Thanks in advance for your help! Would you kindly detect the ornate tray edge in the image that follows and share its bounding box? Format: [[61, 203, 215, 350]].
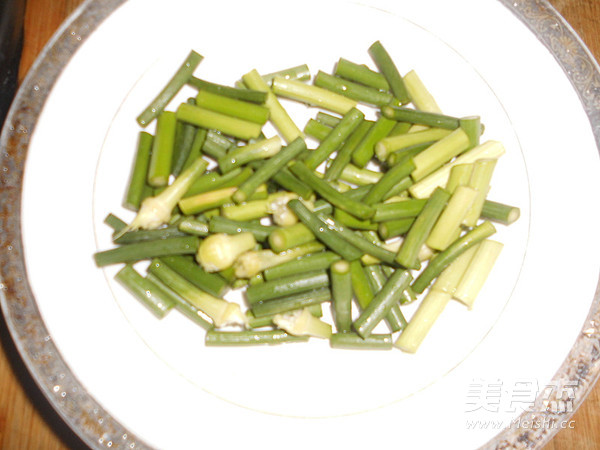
[[0, 0, 150, 448], [489, 0, 600, 448], [0, 1, 599, 449]]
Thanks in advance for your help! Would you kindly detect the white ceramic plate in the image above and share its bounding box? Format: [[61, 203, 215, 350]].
[[3, 0, 600, 448]]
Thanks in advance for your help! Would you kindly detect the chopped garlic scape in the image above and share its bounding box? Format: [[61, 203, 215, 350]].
[[233, 249, 279, 279], [128, 195, 174, 231], [267, 192, 299, 227], [197, 232, 256, 272], [266, 193, 318, 227], [267, 191, 299, 209], [271, 206, 298, 227], [121, 157, 209, 235], [361, 237, 434, 265], [188, 289, 247, 328], [273, 308, 332, 339], [234, 241, 325, 278], [214, 302, 248, 328]]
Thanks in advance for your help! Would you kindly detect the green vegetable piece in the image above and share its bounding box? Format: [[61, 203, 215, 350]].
[[381, 105, 461, 129], [115, 264, 175, 318], [353, 269, 412, 339], [242, 69, 303, 143], [137, 50, 203, 127], [314, 71, 393, 106], [160, 255, 229, 298], [93, 235, 200, 267], [368, 40, 410, 104], [233, 137, 307, 203], [303, 107, 364, 170], [330, 333, 393, 350], [481, 199, 520, 225], [331, 260, 352, 333], [263, 252, 341, 281], [195, 90, 270, 125], [287, 199, 363, 261], [395, 187, 451, 270], [124, 131, 153, 211], [245, 270, 329, 304], [148, 258, 246, 327], [209, 216, 275, 242], [205, 330, 309, 346], [196, 232, 256, 273], [411, 221, 497, 294], [273, 308, 332, 339], [271, 76, 357, 115], [188, 76, 268, 103], [334, 58, 389, 91], [289, 162, 375, 220], [176, 103, 263, 141], [147, 111, 177, 187], [251, 287, 331, 318]]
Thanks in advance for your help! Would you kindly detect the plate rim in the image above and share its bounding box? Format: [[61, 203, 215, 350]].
[[1, 0, 599, 448], [491, 0, 600, 447], [0, 1, 149, 448]]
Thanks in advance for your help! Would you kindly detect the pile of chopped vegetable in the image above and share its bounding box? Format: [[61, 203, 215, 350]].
[[93, 41, 520, 352]]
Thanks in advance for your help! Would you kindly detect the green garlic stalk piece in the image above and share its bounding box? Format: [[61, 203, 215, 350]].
[[122, 157, 208, 234], [191, 293, 247, 328], [361, 237, 434, 265], [273, 308, 332, 339], [196, 232, 256, 272], [453, 239, 503, 308], [148, 258, 246, 328], [394, 289, 451, 353], [234, 241, 324, 278], [267, 191, 300, 226]]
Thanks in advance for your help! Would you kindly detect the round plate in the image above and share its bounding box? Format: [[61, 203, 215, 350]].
[[2, 0, 600, 448]]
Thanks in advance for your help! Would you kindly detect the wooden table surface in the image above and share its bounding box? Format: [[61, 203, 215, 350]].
[[1, 0, 599, 448]]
